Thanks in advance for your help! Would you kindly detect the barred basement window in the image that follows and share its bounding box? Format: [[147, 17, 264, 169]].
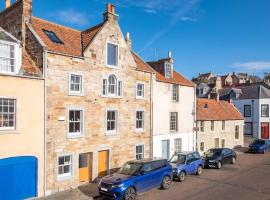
[[0, 98, 16, 130]]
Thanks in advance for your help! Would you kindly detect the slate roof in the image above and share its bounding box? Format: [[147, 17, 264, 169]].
[[197, 98, 243, 121], [219, 83, 270, 100]]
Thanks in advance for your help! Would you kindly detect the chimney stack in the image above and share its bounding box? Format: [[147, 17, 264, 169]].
[[103, 3, 118, 23], [5, 0, 11, 8], [125, 32, 132, 49]]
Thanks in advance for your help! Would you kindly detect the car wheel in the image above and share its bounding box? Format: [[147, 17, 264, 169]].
[[217, 161, 222, 169], [124, 187, 136, 200], [178, 171, 186, 182], [231, 157, 236, 164], [196, 166, 203, 175], [161, 176, 171, 189]]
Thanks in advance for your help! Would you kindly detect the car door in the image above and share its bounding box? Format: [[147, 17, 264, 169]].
[[186, 154, 196, 174], [150, 161, 165, 187], [134, 163, 155, 193], [222, 149, 231, 164]]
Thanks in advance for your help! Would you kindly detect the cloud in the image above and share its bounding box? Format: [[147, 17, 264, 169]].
[[144, 9, 157, 14], [137, 0, 201, 54], [180, 16, 197, 21], [233, 61, 270, 72], [53, 8, 89, 26]]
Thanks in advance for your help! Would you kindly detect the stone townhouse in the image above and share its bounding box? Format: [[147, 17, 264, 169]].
[[148, 53, 196, 159], [196, 98, 244, 154], [0, 0, 155, 194], [0, 6, 44, 199]]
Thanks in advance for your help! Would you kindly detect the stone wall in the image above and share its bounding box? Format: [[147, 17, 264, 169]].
[[45, 21, 152, 194]]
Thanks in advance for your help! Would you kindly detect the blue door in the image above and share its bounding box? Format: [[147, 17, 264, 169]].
[[162, 140, 170, 159], [0, 156, 37, 200]]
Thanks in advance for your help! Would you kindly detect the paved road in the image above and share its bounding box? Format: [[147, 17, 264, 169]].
[[39, 152, 270, 200], [137, 152, 270, 200]]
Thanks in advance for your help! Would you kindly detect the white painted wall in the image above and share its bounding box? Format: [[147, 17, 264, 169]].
[[153, 80, 196, 159], [232, 98, 270, 139]]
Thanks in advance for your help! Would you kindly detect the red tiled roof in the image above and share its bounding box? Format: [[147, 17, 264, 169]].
[[22, 52, 42, 76], [82, 23, 104, 51], [131, 52, 155, 73], [155, 70, 195, 87], [31, 17, 82, 57], [197, 98, 243, 121]]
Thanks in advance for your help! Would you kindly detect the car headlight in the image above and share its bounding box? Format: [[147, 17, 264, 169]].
[[112, 183, 124, 188]]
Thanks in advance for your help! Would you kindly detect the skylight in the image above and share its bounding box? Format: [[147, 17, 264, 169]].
[[43, 30, 62, 44]]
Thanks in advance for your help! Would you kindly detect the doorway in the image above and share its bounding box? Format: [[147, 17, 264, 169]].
[[79, 153, 92, 183], [98, 150, 109, 177], [162, 140, 170, 159], [261, 122, 269, 139]]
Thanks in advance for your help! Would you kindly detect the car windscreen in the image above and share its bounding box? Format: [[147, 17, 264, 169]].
[[118, 162, 143, 176], [252, 139, 265, 145], [169, 154, 186, 164], [205, 149, 222, 157]]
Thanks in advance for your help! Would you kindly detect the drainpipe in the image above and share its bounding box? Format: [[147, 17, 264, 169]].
[[251, 99, 254, 138], [150, 72, 154, 159], [194, 86, 197, 152], [43, 50, 48, 196]]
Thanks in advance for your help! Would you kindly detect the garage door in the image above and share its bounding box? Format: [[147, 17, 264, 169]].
[[0, 156, 37, 200]]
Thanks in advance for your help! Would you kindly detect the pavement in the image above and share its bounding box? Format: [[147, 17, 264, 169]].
[[38, 136, 270, 200]]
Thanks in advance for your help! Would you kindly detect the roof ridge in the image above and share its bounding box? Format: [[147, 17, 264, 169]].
[[82, 22, 104, 33], [32, 16, 81, 32]]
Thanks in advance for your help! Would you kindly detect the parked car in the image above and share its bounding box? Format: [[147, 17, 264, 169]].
[[98, 159, 172, 200], [203, 148, 236, 169], [248, 139, 270, 154], [169, 152, 204, 182]]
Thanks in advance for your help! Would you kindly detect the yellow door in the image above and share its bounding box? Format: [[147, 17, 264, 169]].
[[98, 150, 109, 177], [79, 154, 90, 182]]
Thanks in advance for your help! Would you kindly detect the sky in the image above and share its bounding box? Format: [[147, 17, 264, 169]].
[[3, 0, 270, 79]]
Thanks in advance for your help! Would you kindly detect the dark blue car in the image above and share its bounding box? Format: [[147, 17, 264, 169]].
[[98, 159, 172, 200], [169, 152, 203, 182], [249, 139, 270, 153]]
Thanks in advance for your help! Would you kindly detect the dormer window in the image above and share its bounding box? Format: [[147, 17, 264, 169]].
[[0, 41, 18, 74], [165, 62, 172, 79]]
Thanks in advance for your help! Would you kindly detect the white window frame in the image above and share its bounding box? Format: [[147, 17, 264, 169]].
[[170, 112, 178, 132], [135, 109, 145, 132], [164, 61, 173, 79], [102, 74, 123, 98], [56, 153, 73, 180], [210, 121, 215, 131], [106, 41, 119, 69], [106, 109, 118, 135], [174, 138, 182, 153], [222, 120, 226, 131], [135, 144, 144, 160], [200, 121, 205, 132], [136, 82, 145, 99], [67, 107, 84, 138], [172, 84, 179, 102], [0, 39, 20, 75], [68, 72, 84, 96], [0, 97, 17, 131]]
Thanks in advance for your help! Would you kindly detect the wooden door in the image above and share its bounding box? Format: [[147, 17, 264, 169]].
[[98, 150, 109, 177], [79, 153, 91, 182], [261, 123, 269, 139]]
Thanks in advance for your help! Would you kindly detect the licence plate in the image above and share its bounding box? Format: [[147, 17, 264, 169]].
[[101, 187, 108, 192]]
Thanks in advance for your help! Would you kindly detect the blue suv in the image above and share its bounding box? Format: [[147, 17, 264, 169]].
[[98, 159, 173, 200], [248, 139, 270, 153], [169, 152, 203, 182]]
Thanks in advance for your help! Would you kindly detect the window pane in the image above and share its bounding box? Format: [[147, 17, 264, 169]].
[[64, 165, 70, 173], [59, 156, 64, 165], [107, 43, 118, 66]]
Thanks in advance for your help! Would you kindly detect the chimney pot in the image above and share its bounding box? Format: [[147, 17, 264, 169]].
[[111, 4, 115, 14], [107, 3, 111, 13], [5, 0, 11, 8]]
